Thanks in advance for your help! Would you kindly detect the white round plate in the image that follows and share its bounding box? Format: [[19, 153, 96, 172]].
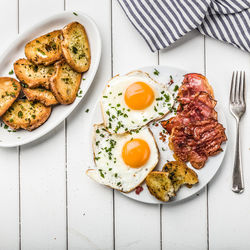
[[0, 11, 101, 147], [89, 66, 227, 204]]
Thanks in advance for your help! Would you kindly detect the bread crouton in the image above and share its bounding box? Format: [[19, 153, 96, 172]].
[[50, 60, 82, 104], [2, 99, 51, 131], [162, 161, 198, 192], [14, 59, 55, 89], [61, 22, 90, 72], [146, 171, 175, 202], [23, 87, 58, 106], [25, 30, 63, 65], [0, 77, 21, 116]]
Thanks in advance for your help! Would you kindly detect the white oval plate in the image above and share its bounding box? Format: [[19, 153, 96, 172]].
[[89, 66, 227, 204], [0, 11, 101, 147]]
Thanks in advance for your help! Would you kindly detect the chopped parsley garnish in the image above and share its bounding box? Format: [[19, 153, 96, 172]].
[[8, 70, 14, 75], [18, 111, 23, 118], [98, 169, 105, 178], [153, 68, 159, 75], [174, 85, 179, 92], [77, 89, 83, 97], [37, 48, 45, 55], [156, 97, 163, 101], [72, 46, 78, 54]]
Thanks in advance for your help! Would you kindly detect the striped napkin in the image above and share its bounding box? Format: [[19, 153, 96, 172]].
[[118, 0, 250, 52]]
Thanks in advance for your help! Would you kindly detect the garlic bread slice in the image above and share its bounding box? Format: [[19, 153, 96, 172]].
[[162, 161, 198, 192], [23, 87, 58, 106], [146, 171, 175, 202], [62, 22, 90, 72], [50, 60, 82, 104], [25, 30, 63, 65], [2, 99, 51, 131], [14, 59, 55, 89], [0, 77, 21, 116]]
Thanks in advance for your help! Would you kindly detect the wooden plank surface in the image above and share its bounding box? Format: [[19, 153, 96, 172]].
[[65, 0, 114, 249], [0, 1, 19, 250], [160, 31, 207, 250], [206, 38, 250, 250], [0, 1, 249, 249], [18, 0, 66, 249]]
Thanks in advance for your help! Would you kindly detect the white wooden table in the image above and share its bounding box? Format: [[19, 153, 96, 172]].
[[0, 0, 250, 249]]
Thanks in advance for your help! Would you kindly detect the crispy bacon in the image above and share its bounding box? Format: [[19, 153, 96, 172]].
[[169, 119, 227, 169], [161, 73, 227, 169], [161, 92, 217, 134], [177, 73, 214, 103]]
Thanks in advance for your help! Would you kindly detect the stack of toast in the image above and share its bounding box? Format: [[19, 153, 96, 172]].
[[0, 22, 90, 131]]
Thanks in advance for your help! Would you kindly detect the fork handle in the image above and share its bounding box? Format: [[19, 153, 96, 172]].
[[232, 120, 244, 193]]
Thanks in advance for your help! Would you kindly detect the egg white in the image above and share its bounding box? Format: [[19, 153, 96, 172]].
[[86, 123, 159, 192], [101, 70, 174, 134]]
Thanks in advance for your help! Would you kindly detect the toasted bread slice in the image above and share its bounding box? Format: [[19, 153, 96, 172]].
[[14, 59, 55, 89], [146, 171, 175, 202], [50, 60, 82, 104], [162, 161, 198, 192], [2, 99, 51, 131], [0, 77, 21, 116], [23, 87, 58, 106], [61, 22, 90, 72], [25, 30, 63, 65]]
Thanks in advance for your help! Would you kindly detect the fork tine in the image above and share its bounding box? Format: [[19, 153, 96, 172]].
[[230, 71, 235, 103], [234, 71, 239, 103], [242, 71, 246, 104], [238, 71, 242, 104]]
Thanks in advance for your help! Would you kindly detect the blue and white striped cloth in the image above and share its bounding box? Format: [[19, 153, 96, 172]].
[[118, 0, 250, 52]]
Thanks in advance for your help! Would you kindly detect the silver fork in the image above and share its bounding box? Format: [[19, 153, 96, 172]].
[[230, 71, 246, 193]]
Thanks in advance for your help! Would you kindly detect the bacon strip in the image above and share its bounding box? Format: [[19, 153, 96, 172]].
[[161, 73, 227, 169], [162, 92, 217, 134], [169, 119, 227, 169]]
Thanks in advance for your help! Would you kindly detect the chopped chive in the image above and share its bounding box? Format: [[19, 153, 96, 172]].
[[174, 85, 179, 92], [153, 68, 159, 75]]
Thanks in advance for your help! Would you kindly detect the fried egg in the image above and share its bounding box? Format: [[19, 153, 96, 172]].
[[101, 71, 174, 134], [86, 124, 159, 192]]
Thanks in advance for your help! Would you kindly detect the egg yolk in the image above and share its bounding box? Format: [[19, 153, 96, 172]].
[[122, 138, 151, 168], [124, 82, 155, 110]]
